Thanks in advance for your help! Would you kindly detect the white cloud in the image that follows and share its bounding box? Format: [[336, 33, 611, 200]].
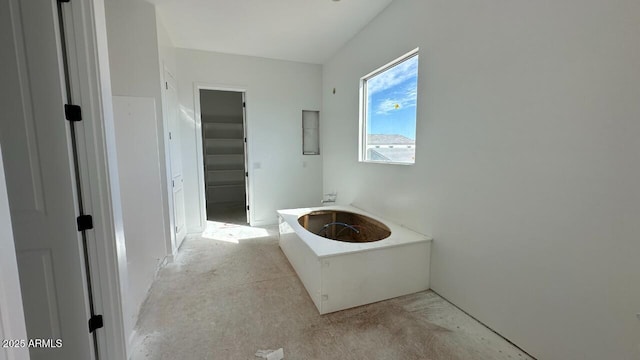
[[367, 55, 419, 96], [375, 85, 418, 115]]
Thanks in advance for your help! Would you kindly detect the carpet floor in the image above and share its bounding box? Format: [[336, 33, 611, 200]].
[[129, 221, 533, 360]]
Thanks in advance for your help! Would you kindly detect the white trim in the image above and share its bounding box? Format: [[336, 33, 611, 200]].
[[248, 219, 275, 227], [358, 48, 419, 165], [193, 83, 252, 228], [358, 79, 366, 162], [161, 64, 178, 257], [62, 0, 128, 358], [361, 47, 420, 81]]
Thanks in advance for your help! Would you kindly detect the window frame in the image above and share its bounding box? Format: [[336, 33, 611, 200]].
[[358, 48, 419, 165]]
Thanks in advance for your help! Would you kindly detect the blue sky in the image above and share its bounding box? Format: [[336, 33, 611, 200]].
[[366, 55, 419, 140]]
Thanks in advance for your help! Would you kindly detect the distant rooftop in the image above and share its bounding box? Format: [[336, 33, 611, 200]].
[[367, 134, 415, 145], [367, 147, 415, 163]]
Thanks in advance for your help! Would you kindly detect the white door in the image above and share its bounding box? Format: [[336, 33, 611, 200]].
[[0, 146, 30, 360], [164, 70, 187, 249], [0, 0, 95, 359]]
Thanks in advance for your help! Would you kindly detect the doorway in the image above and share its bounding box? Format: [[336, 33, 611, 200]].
[[199, 89, 249, 224]]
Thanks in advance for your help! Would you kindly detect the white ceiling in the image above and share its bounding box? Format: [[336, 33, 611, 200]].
[[150, 0, 394, 64]]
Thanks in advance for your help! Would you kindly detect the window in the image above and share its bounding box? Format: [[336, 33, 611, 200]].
[[359, 49, 419, 164]]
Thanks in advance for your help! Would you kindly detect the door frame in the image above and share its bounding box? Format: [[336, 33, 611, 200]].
[[48, 0, 128, 358], [193, 83, 252, 228], [6, 0, 132, 357], [161, 66, 183, 256]]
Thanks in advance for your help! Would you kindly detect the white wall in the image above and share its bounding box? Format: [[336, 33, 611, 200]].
[[104, 0, 171, 344], [105, 0, 171, 254], [322, 0, 640, 359], [112, 96, 166, 340], [177, 49, 323, 228], [106, 0, 163, 116], [156, 15, 177, 77]]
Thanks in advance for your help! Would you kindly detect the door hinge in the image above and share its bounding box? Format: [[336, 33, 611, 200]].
[[77, 215, 93, 231], [243, 102, 246, 108], [169, 132, 172, 140], [246, 205, 249, 211], [165, 82, 168, 90], [88, 314, 103, 333], [245, 172, 248, 177], [172, 180, 174, 187], [64, 104, 82, 122], [244, 137, 247, 143]]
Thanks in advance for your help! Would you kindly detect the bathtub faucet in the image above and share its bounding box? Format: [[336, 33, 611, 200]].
[[321, 192, 337, 204]]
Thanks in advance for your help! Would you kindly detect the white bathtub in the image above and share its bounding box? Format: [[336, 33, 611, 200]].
[[277, 205, 432, 314]]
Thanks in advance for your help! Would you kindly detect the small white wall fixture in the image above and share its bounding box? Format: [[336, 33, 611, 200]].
[[302, 110, 320, 155]]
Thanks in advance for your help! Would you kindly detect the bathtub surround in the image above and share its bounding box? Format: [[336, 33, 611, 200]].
[[322, 0, 640, 359], [278, 205, 431, 314]]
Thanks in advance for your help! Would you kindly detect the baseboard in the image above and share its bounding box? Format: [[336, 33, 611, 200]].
[[158, 254, 173, 270], [250, 218, 277, 227]]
